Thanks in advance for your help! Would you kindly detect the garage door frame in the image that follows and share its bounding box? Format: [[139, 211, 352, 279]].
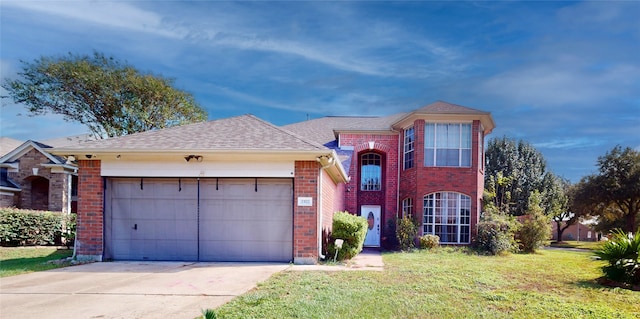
[[104, 177, 294, 262]]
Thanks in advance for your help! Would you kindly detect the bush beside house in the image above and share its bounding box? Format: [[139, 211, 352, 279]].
[[327, 211, 368, 261], [0, 208, 75, 246], [419, 234, 439, 249]]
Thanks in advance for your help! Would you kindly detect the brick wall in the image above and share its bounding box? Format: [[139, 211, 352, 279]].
[[76, 160, 104, 260], [401, 120, 485, 243], [0, 194, 16, 207], [339, 133, 400, 246], [7, 148, 70, 212], [293, 161, 320, 264], [320, 169, 345, 256]]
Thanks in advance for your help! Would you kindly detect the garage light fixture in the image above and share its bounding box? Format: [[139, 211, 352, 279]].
[[184, 155, 203, 162]]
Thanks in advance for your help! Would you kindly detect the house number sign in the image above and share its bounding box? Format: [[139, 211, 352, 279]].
[[297, 197, 313, 207]]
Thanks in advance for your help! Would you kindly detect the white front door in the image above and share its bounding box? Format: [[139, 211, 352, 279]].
[[361, 205, 381, 247]]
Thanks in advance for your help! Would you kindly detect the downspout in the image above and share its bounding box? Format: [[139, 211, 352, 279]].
[[316, 155, 335, 260], [392, 128, 401, 220]]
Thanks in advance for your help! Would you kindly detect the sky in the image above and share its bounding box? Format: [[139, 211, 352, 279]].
[[1, 1, 639, 183]]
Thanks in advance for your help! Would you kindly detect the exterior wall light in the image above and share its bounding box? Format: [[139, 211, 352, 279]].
[[184, 155, 203, 162]]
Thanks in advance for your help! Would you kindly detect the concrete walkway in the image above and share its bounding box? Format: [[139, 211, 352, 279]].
[[288, 248, 385, 272]]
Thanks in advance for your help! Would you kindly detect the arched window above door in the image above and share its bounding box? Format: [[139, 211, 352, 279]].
[[360, 153, 381, 191]]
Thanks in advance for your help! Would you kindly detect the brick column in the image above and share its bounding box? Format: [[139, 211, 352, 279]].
[[76, 160, 104, 261], [293, 161, 319, 264]]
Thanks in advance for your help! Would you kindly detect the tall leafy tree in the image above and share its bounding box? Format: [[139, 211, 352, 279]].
[[2, 52, 207, 138], [542, 173, 577, 242], [572, 146, 640, 233], [485, 136, 547, 215]]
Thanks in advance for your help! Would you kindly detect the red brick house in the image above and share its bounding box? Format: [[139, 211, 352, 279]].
[[0, 140, 78, 213], [52, 101, 494, 263]]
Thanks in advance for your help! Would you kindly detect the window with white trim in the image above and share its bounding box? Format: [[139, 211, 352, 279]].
[[403, 127, 414, 169], [424, 123, 472, 167], [360, 153, 381, 191], [423, 192, 471, 243], [401, 197, 413, 219]]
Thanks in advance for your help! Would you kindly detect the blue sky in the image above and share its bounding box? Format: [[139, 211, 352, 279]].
[[1, 1, 638, 182]]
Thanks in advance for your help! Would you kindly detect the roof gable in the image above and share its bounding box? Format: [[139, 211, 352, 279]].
[[0, 140, 65, 165], [413, 100, 489, 115], [52, 114, 328, 153], [392, 101, 496, 133]]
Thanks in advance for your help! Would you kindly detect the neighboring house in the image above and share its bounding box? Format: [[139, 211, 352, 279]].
[[551, 221, 600, 242], [0, 140, 78, 213], [51, 101, 494, 264]]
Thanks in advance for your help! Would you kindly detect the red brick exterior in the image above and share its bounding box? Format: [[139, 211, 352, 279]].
[[339, 134, 400, 246], [76, 160, 104, 260], [320, 169, 345, 256], [293, 161, 321, 264], [400, 120, 485, 243], [4, 148, 73, 212]]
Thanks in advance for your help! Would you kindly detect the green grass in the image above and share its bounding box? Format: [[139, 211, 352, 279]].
[[215, 248, 640, 319], [550, 240, 604, 250], [0, 247, 73, 277]]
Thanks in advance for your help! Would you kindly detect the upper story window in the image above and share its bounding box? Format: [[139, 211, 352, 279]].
[[424, 123, 472, 167], [401, 197, 413, 219], [423, 192, 471, 244], [403, 127, 415, 170], [360, 153, 381, 191]]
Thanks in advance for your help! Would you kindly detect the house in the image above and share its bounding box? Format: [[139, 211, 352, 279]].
[[51, 101, 494, 264], [551, 221, 600, 242], [0, 140, 78, 213]]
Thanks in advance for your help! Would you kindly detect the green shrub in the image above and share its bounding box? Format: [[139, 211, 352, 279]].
[[475, 210, 519, 255], [383, 217, 399, 250], [327, 211, 368, 261], [0, 208, 73, 246], [595, 230, 640, 286], [419, 234, 439, 249], [396, 216, 418, 251], [516, 191, 551, 253]]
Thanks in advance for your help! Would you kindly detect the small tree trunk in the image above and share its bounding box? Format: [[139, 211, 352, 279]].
[[625, 213, 637, 233], [556, 221, 564, 242]]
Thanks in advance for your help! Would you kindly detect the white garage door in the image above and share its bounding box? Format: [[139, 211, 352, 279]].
[[104, 178, 293, 262]]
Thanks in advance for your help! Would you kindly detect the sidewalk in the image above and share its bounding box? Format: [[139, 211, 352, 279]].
[[288, 248, 384, 272]]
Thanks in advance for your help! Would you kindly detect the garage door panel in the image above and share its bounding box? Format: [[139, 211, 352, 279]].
[[199, 178, 293, 262], [107, 177, 292, 262], [107, 178, 199, 261]]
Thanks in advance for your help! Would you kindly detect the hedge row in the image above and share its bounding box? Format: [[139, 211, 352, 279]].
[[0, 208, 75, 246]]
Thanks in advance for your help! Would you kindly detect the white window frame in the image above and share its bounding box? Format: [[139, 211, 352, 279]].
[[360, 153, 381, 191], [424, 123, 472, 167], [401, 197, 413, 219], [403, 127, 415, 170], [423, 192, 471, 244]]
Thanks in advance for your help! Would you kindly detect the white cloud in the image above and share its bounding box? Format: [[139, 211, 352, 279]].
[[534, 138, 603, 150], [2, 0, 187, 39], [207, 84, 304, 113], [480, 62, 639, 107]]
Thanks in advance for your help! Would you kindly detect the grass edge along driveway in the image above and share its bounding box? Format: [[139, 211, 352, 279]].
[[0, 247, 73, 277], [215, 248, 640, 319]]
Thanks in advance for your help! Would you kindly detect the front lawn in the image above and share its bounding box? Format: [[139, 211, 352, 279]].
[[549, 240, 603, 250], [0, 247, 73, 277], [215, 248, 639, 318]]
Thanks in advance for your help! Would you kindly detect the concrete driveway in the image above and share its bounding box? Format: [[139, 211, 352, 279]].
[[0, 261, 289, 319]]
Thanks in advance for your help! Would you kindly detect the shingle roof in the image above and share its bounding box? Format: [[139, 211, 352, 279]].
[[0, 137, 23, 157], [0, 140, 66, 165], [57, 114, 327, 152], [283, 113, 407, 146], [414, 100, 490, 115]]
